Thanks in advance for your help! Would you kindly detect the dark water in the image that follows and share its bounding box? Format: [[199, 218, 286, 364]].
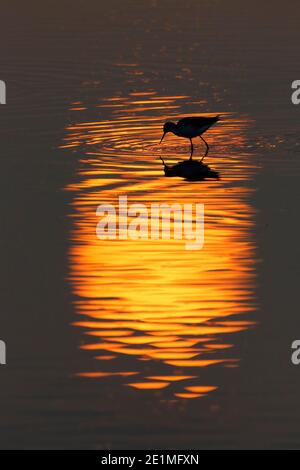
[[1, 0, 300, 449]]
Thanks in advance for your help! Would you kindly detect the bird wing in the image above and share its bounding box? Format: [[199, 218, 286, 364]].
[[177, 116, 218, 127]]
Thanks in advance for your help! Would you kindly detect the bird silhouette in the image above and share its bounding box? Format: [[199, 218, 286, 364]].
[[160, 115, 220, 160]]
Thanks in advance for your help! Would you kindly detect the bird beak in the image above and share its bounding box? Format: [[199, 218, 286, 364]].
[[159, 132, 166, 144]]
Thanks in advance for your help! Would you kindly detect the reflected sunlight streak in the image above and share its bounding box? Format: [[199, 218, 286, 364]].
[[62, 90, 257, 399]]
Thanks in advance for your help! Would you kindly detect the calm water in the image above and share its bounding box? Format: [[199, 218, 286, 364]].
[[1, 0, 300, 449], [62, 92, 257, 401]]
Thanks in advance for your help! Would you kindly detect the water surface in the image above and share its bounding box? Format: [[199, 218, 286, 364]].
[[62, 90, 257, 401], [1, 0, 300, 449]]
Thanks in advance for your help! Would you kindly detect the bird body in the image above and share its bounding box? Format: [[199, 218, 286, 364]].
[[173, 116, 218, 138], [160, 115, 219, 159]]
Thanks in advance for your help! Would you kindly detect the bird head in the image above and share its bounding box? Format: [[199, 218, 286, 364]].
[[160, 121, 176, 143]]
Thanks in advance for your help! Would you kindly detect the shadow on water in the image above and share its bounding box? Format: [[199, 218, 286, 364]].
[[159, 156, 220, 181]]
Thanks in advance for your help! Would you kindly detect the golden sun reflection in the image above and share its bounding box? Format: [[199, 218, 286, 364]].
[[62, 90, 257, 399]]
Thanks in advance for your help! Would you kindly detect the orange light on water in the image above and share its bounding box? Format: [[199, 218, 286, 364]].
[[63, 91, 257, 399], [174, 393, 205, 399], [126, 381, 170, 390], [185, 385, 218, 393], [77, 371, 138, 378]]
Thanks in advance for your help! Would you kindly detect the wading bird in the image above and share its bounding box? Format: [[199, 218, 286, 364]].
[[160, 115, 220, 160]]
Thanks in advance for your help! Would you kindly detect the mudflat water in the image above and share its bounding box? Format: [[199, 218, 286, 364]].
[[1, 0, 300, 449]]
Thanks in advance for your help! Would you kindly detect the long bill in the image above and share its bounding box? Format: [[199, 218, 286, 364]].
[[159, 133, 166, 144]]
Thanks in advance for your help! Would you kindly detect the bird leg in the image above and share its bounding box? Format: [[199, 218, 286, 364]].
[[159, 155, 166, 167], [199, 135, 209, 161], [189, 138, 194, 159]]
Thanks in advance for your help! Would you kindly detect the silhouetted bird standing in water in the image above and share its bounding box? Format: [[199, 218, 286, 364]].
[[160, 115, 220, 160]]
